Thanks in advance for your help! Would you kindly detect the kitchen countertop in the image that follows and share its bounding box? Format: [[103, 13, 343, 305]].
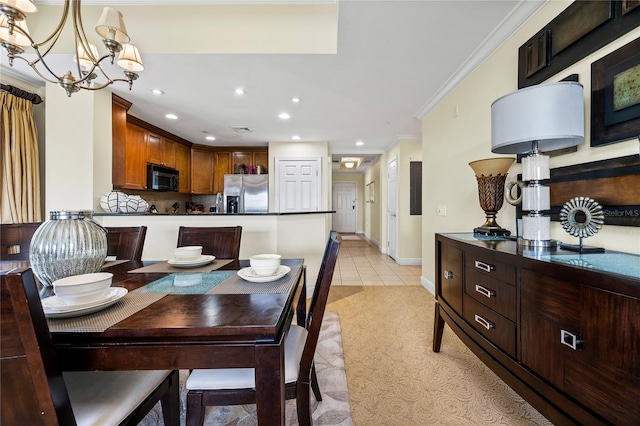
[[93, 210, 335, 216]]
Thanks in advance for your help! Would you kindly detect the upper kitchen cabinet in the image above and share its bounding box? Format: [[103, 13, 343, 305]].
[[191, 148, 215, 194], [147, 132, 177, 169], [176, 143, 191, 193], [213, 151, 231, 194], [112, 95, 144, 190], [231, 149, 268, 173]]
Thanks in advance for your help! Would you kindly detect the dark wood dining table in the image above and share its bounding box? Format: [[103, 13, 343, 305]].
[[5, 258, 306, 426]]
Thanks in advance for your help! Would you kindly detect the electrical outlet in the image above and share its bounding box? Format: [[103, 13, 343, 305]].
[[437, 206, 447, 216]]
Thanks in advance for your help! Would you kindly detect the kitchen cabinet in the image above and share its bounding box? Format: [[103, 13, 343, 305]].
[[213, 151, 231, 194], [230, 149, 268, 174], [147, 133, 176, 169], [120, 123, 147, 190], [112, 95, 145, 190], [191, 148, 214, 194], [175, 143, 190, 193], [433, 233, 640, 425]]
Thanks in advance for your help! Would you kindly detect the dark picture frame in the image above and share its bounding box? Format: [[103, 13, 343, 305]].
[[591, 37, 640, 147]]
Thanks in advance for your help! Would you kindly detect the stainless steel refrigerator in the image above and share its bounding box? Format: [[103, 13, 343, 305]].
[[223, 174, 269, 213]]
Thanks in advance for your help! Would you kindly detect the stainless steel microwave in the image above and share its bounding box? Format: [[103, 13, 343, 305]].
[[147, 164, 179, 191]]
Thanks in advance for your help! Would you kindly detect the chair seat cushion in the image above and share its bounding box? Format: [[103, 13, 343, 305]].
[[63, 370, 172, 426], [186, 324, 308, 390]]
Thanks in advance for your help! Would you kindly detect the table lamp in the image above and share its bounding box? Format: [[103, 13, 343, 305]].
[[491, 81, 585, 248]]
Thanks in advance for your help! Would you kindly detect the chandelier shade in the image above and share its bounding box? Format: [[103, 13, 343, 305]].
[[0, 0, 144, 96]]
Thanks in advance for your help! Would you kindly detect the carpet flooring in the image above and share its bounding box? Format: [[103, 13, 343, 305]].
[[140, 311, 352, 425], [327, 286, 553, 426]]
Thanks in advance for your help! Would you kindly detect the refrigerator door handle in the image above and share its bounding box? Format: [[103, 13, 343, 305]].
[[240, 187, 245, 213]]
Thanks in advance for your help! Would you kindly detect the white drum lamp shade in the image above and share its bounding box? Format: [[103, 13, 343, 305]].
[[491, 81, 585, 247]]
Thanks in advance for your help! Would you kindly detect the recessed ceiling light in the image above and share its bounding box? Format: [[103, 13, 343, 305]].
[[355, 141, 364, 146], [344, 162, 355, 169], [206, 136, 216, 141], [235, 88, 245, 95], [292, 135, 301, 140], [165, 113, 178, 120], [291, 97, 301, 103], [279, 112, 291, 120], [151, 89, 164, 95]]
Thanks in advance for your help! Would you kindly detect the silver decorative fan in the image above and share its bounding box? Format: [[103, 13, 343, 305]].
[[559, 197, 605, 253]]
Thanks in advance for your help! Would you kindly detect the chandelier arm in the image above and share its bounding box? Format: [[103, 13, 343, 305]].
[[36, 0, 70, 51], [17, 59, 65, 85], [72, 53, 115, 86], [30, 45, 71, 83], [73, 0, 96, 63]]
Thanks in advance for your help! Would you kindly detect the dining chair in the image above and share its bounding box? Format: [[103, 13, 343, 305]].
[[185, 230, 342, 426], [2, 268, 180, 426], [106, 226, 147, 261], [177, 226, 243, 259]]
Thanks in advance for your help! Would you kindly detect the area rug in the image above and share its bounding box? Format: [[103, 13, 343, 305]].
[[140, 311, 352, 425], [338, 234, 363, 241]]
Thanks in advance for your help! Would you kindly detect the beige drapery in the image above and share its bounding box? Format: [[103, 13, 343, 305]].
[[1, 91, 41, 224]]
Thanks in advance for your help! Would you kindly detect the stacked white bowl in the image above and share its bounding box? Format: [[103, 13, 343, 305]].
[[249, 254, 282, 276], [53, 272, 113, 305], [174, 246, 203, 261]]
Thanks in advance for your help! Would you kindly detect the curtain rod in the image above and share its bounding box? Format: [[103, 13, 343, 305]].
[[0, 84, 43, 105]]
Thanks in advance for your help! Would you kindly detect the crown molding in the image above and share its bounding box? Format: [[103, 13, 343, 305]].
[[415, 0, 546, 120]]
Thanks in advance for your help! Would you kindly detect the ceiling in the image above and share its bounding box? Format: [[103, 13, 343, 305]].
[[1, 1, 543, 174]]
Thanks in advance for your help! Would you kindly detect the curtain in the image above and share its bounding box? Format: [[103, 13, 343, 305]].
[[1, 91, 41, 224]]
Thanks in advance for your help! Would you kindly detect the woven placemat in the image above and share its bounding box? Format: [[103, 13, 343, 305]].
[[47, 292, 166, 333], [209, 259, 303, 294], [127, 258, 233, 274], [101, 259, 130, 269]]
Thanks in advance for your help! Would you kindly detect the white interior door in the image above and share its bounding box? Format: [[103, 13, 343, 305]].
[[276, 158, 320, 212], [387, 156, 398, 259], [332, 182, 357, 233]]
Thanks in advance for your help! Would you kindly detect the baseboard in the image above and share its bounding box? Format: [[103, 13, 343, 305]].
[[421, 276, 435, 296], [395, 257, 422, 266]]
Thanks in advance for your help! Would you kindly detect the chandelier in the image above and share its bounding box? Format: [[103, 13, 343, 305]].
[[0, 0, 143, 97]]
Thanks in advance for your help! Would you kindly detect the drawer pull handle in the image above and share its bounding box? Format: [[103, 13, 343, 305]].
[[474, 314, 494, 330], [443, 270, 453, 279], [561, 330, 582, 350], [475, 285, 495, 298], [474, 260, 495, 273]]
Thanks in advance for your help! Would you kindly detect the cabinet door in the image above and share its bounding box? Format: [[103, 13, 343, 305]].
[[232, 152, 252, 172], [191, 149, 214, 194], [146, 132, 162, 166], [112, 100, 128, 187], [253, 151, 268, 172], [175, 143, 190, 193], [213, 152, 231, 194], [123, 124, 147, 189], [162, 138, 176, 168], [438, 242, 463, 315]]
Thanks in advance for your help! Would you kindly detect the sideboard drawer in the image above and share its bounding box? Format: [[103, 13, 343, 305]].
[[463, 295, 516, 358], [465, 268, 516, 321], [465, 249, 516, 285]]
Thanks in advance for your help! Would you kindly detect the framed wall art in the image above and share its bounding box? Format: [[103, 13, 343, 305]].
[[591, 37, 640, 147]]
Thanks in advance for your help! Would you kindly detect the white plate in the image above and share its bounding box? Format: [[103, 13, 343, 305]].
[[42, 287, 128, 318], [237, 265, 291, 283], [167, 255, 215, 268]]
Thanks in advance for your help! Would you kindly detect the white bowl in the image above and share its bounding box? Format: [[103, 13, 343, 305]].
[[174, 246, 203, 260], [250, 254, 281, 276], [53, 272, 113, 305]]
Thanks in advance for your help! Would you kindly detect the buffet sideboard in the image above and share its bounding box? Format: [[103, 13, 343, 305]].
[[433, 233, 640, 425]]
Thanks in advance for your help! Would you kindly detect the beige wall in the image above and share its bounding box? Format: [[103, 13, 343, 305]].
[[44, 84, 112, 213], [421, 1, 640, 286], [364, 155, 383, 246], [332, 173, 366, 233]]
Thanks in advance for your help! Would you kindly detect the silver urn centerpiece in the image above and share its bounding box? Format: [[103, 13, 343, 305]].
[[29, 210, 108, 287]]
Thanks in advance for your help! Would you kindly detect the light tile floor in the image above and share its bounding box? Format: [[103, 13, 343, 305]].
[[332, 233, 422, 286]]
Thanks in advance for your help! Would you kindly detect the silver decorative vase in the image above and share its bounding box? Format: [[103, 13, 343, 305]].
[[29, 211, 108, 287]]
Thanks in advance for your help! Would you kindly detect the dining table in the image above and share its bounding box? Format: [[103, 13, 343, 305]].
[[3, 257, 307, 426]]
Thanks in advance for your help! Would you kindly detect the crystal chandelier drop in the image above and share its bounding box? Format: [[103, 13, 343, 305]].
[[0, 0, 144, 97]]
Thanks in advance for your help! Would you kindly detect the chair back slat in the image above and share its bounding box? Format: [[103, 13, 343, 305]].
[[298, 231, 341, 381], [177, 226, 243, 260], [106, 226, 147, 261], [2, 268, 76, 424]]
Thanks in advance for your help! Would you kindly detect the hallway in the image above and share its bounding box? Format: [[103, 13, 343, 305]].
[[332, 233, 422, 286]]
